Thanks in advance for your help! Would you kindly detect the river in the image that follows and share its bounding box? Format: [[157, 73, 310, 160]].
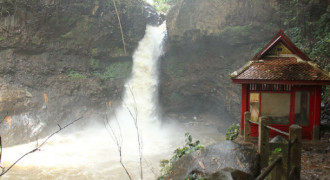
[[1, 23, 225, 180]]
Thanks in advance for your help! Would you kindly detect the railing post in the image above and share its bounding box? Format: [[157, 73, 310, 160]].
[[289, 125, 302, 180], [270, 157, 284, 180], [244, 112, 251, 142], [269, 136, 289, 180], [258, 116, 269, 169]]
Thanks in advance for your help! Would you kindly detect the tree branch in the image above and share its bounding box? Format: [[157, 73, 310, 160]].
[[0, 116, 83, 176], [120, 85, 143, 179], [104, 111, 132, 180], [112, 0, 127, 55]]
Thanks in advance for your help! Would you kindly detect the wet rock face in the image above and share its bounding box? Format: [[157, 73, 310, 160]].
[[0, 0, 163, 56], [0, 0, 163, 146], [161, 0, 328, 121], [143, 4, 165, 26], [0, 78, 34, 116], [166, 0, 279, 47], [160, 0, 282, 121], [164, 141, 260, 180]]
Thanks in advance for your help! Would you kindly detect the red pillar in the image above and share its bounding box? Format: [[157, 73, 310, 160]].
[[312, 86, 321, 140], [313, 86, 321, 126], [240, 84, 249, 134]]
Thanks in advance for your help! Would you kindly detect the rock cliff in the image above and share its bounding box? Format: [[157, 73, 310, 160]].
[[0, 0, 163, 146], [160, 0, 329, 125], [0, 0, 328, 145]]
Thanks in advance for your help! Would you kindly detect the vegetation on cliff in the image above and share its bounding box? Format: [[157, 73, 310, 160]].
[[280, 1, 329, 109], [0, 0, 162, 146], [161, 0, 329, 122], [153, 0, 177, 13]]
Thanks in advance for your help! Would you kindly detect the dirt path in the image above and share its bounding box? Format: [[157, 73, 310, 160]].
[[301, 132, 330, 180]]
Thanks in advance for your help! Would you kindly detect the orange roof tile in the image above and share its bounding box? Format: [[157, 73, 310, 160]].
[[231, 29, 330, 85], [232, 57, 330, 82]]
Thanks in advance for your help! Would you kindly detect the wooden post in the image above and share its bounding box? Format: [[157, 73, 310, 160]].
[[258, 116, 269, 169], [269, 136, 289, 180], [244, 112, 251, 142], [240, 84, 248, 135], [270, 157, 285, 180], [289, 125, 302, 180]]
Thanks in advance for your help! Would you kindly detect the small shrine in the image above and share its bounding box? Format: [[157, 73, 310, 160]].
[[230, 29, 330, 140]]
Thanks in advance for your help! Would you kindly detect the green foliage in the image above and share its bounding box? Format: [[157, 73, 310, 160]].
[[0, 36, 2, 41], [153, 0, 178, 13], [269, 147, 282, 162], [284, 10, 329, 71], [89, 58, 99, 70], [113, 47, 126, 57], [322, 86, 330, 103], [68, 70, 87, 79], [61, 31, 73, 39], [157, 133, 203, 180], [91, 48, 99, 57], [158, 160, 172, 180], [164, 56, 185, 77], [171, 133, 203, 162], [218, 24, 253, 40], [59, 16, 93, 42], [225, 123, 239, 140], [0, 0, 15, 17], [100, 61, 132, 81], [273, 148, 282, 154], [283, 8, 329, 118]]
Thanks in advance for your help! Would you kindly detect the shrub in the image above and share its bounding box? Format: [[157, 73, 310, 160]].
[[68, 70, 87, 79], [225, 123, 239, 141], [157, 132, 203, 180]]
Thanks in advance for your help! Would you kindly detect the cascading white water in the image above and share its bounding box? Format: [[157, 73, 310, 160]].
[[1, 23, 223, 180], [111, 23, 165, 133], [1, 23, 178, 180]]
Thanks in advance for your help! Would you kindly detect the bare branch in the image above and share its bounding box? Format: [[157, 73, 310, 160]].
[[0, 116, 84, 176], [104, 109, 132, 180], [121, 85, 143, 180], [106, 86, 144, 179]]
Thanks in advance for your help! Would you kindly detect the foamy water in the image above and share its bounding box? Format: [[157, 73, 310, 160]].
[[1, 24, 172, 180], [1, 123, 185, 179], [1, 24, 224, 180]]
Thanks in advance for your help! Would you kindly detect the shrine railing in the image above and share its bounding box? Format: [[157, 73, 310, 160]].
[[244, 112, 302, 180]]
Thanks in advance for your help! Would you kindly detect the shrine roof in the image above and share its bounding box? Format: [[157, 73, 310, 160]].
[[230, 29, 330, 85], [231, 56, 330, 83]]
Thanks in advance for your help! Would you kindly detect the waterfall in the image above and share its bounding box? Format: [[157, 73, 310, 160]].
[[0, 23, 222, 180], [106, 24, 168, 177], [1, 24, 171, 180], [115, 23, 166, 127]]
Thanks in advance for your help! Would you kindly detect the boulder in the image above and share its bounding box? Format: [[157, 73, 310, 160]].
[[203, 167, 254, 180], [165, 141, 259, 180]]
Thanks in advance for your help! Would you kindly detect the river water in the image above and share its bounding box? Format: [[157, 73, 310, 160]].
[[1, 24, 224, 180]]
